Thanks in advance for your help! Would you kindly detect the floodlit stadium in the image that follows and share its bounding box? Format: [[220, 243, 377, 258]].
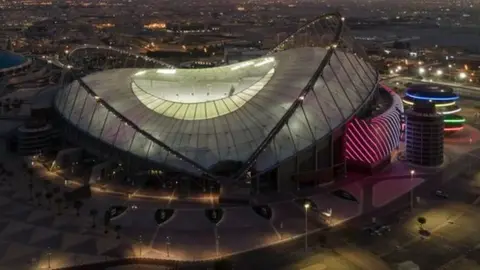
[[55, 13, 399, 191]]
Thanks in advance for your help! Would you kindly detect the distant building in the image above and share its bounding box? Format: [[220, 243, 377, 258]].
[[223, 47, 268, 64]]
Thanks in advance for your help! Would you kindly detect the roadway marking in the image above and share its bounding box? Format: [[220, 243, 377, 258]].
[[149, 188, 177, 248], [466, 152, 480, 160], [270, 222, 281, 240], [167, 188, 176, 208]]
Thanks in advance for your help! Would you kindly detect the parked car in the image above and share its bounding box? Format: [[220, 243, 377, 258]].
[[435, 190, 449, 199], [363, 223, 391, 236]]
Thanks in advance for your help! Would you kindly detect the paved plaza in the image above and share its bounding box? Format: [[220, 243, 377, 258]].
[[0, 147, 432, 269]]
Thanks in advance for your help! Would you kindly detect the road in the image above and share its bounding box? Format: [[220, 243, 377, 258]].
[[205, 147, 480, 270], [382, 76, 480, 100]]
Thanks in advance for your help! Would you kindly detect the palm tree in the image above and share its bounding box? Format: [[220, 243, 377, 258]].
[[417, 216, 427, 230], [28, 183, 34, 201], [35, 191, 42, 206], [114, 225, 121, 239], [52, 187, 60, 196], [63, 192, 70, 209], [54, 198, 63, 215], [104, 213, 111, 234], [27, 168, 33, 183], [213, 259, 233, 270], [73, 200, 83, 216], [45, 192, 53, 209], [89, 209, 98, 228], [43, 180, 50, 191]]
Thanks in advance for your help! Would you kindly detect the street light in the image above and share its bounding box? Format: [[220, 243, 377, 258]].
[[469, 137, 473, 175], [138, 235, 143, 257], [166, 236, 171, 257], [436, 69, 443, 76], [215, 235, 220, 256], [47, 247, 51, 269], [418, 67, 425, 75], [304, 202, 310, 252], [459, 72, 467, 79], [410, 170, 415, 211]]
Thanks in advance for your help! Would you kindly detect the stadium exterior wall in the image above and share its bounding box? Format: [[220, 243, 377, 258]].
[[345, 86, 403, 172], [57, 111, 348, 193]]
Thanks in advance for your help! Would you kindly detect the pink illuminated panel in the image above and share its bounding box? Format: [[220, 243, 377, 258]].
[[345, 86, 403, 165]]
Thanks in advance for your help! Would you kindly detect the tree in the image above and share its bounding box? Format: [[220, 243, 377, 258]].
[[104, 211, 111, 234], [63, 192, 70, 209], [318, 234, 327, 247], [43, 180, 50, 191], [35, 191, 42, 206], [213, 259, 233, 270], [52, 187, 60, 196], [28, 183, 34, 201], [114, 225, 121, 239], [45, 192, 53, 209], [54, 198, 63, 215], [73, 200, 83, 216], [417, 216, 427, 230], [89, 209, 98, 228], [27, 168, 33, 183]]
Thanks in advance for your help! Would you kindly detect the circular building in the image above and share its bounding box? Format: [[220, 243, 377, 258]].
[[405, 102, 444, 167], [0, 50, 32, 76], [402, 84, 465, 132], [55, 14, 386, 192]]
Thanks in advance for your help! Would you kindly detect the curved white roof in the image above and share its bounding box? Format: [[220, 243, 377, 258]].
[[131, 57, 276, 120], [56, 47, 377, 174]]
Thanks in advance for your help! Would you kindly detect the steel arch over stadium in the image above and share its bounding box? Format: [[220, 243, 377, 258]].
[[66, 44, 176, 69], [55, 13, 379, 182]]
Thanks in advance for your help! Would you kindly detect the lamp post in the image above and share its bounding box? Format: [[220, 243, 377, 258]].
[[410, 170, 415, 211], [215, 235, 220, 256], [138, 235, 143, 257], [47, 247, 51, 269], [279, 222, 283, 239], [469, 137, 473, 175], [166, 236, 171, 257], [304, 203, 310, 252]]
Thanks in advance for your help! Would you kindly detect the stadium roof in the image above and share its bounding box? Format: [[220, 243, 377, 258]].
[[0, 50, 26, 69], [57, 47, 377, 174], [131, 57, 276, 120]]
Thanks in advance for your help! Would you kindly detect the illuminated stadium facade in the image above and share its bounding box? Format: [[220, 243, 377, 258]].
[[54, 13, 402, 192]]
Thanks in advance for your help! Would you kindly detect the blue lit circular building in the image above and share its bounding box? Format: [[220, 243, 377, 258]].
[[55, 13, 397, 192], [0, 50, 32, 76], [402, 84, 465, 132]]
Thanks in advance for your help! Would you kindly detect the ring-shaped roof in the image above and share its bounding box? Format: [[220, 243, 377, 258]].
[[131, 57, 276, 120], [56, 47, 377, 174]]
